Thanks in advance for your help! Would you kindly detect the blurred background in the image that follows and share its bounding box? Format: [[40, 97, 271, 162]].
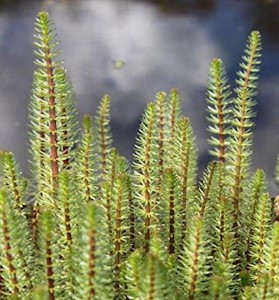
[[0, 0, 278, 192]]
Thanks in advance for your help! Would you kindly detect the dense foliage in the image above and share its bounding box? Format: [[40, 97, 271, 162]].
[[0, 11, 278, 300]]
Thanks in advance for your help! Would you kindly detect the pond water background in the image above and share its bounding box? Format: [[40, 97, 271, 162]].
[[0, 0, 278, 192]]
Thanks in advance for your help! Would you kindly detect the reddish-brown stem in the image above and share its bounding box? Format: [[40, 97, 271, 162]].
[[31, 204, 40, 241], [105, 188, 112, 238], [45, 47, 59, 188], [45, 238, 55, 300], [274, 196, 279, 222], [147, 256, 155, 300], [158, 97, 165, 186], [84, 140, 93, 202], [218, 168, 225, 248], [143, 113, 154, 253], [232, 40, 256, 233], [9, 164, 21, 207], [99, 112, 107, 176], [64, 203, 72, 243], [144, 145, 151, 253], [169, 178, 175, 255], [114, 185, 122, 293], [169, 89, 179, 142], [88, 229, 96, 299], [61, 106, 69, 169], [215, 79, 225, 163], [180, 139, 190, 252], [232, 102, 245, 233], [2, 209, 19, 295], [128, 181, 136, 252], [220, 206, 225, 247]]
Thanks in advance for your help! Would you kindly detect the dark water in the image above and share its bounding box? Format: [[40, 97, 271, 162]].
[[0, 0, 278, 192]]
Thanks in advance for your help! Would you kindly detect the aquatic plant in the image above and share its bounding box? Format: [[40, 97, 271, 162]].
[[0, 11, 278, 300]]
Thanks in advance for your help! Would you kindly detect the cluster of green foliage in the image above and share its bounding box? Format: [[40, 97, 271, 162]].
[[0, 11, 278, 300]]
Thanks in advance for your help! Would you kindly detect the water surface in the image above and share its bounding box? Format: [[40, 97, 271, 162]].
[[0, 0, 278, 192]]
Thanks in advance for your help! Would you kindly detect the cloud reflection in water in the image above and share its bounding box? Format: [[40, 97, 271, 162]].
[[0, 0, 278, 194], [0, 0, 220, 166], [50, 0, 220, 161]]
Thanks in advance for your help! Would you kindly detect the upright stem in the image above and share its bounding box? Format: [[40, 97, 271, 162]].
[[2, 210, 19, 295], [169, 182, 175, 255], [188, 221, 202, 300], [45, 47, 59, 188], [114, 183, 123, 293], [216, 81, 225, 163], [45, 238, 55, 300], [88, 229, 96, 299]]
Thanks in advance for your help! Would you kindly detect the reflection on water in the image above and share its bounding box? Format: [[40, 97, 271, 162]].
[[248, 0, 279, 45], [0, 0, 278, 193], [140, 0, 216, 14]]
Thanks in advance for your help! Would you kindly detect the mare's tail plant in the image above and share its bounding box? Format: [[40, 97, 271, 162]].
[[0, 11, 278, 300]]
